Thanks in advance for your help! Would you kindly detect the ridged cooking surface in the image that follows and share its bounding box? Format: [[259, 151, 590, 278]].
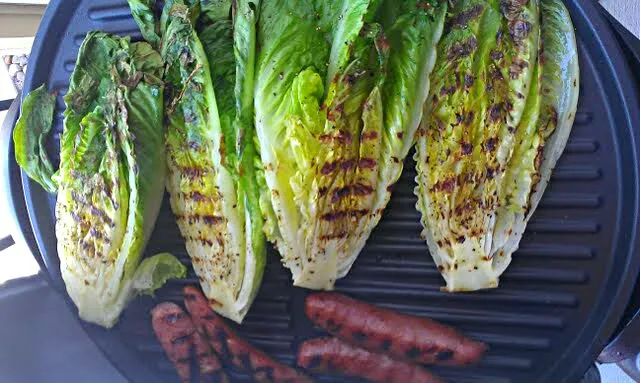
[[20, 1, 640, 382]]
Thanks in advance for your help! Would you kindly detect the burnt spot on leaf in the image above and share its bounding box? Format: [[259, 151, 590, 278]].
[[500, 0, 528, 20], [464, 74, 475, 89], [361, 131, 379, 141], [488, 103, 503, 122], [484, 137, 497, 152], [440, 84, 457, 97], [509, 58, 529, 79], [448, 4, 484, 30], [321, 162, 338, 175], [358, 158, 377, 169], [431, 177, 457, 193], [465, 111, 475, 125], [447, 36, 478, 61], [461, 142, 473, 155], [486, 166, 496, 179], [321, 209, 369, 221], [331, 183, 374, 203], [509, 19, 532, 43], [340, 159, 356, 171]]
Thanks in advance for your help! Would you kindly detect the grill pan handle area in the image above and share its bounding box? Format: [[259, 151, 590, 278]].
[[0, 95, 48, 273], [596, 5, 640, 380]]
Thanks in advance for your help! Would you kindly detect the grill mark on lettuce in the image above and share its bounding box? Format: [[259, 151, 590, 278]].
[[321, 209, 369, 222], [447, 5, 484, 30], [176, 214, 226, 226], [183, 191, 214, 202], [319, 232, 348, 241], [172, 166, 210, 179], [358, 158, 377, 169], [361, 131, 378, 141], [447, 36, 478, 61], [321, 157, 378, 175], [319, 130, 353, 145], [331, 183, 374, 203], [431, 176, 457, 193]]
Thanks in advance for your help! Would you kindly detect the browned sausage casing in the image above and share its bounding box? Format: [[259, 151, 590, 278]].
[[151, 303, 195, 383], [183, 286, 312, 383], [152, 302, 229, 383], [192, 329, 229, 383], [305, 292, 487, 366], [298, 337, 444, 383]]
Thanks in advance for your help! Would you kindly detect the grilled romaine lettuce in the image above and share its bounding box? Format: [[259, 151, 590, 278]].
[[54, 32, 185, 327], [254, 0, 446, 289], [415, 0, 578, 291], [160, 0, 265, 323]]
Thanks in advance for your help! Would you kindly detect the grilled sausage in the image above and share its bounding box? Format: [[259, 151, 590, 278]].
[[297, 337, 444, 383], [183, 286, 312, 383], [192, 329, 228, 383], [305, 292, 487, 366], [151, 303, 195, 383]]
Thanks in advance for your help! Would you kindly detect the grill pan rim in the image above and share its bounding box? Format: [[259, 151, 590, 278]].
[[14, 0, 640, 382]]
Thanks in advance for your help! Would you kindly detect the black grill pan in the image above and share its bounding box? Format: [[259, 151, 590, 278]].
[[14, 0, 640, 382]]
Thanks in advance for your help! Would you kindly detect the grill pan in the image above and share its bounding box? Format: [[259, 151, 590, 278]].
[[12, 0, 640, 382]]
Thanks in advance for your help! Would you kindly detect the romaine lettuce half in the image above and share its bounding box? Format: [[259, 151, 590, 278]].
[[415, 0, 579, 291], [54, 32, 185, 327], [254, 0, 447, 289], [159, 0, 265, 323]]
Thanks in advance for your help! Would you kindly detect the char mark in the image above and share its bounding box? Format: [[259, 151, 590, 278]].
[[448, 5, 484, 30], [321, 209, 370, 222], [331, 183, 374, 203], [448, 36, 478, 61]]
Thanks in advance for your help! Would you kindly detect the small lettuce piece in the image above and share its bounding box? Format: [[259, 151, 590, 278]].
[[55, 32, 173, 327], [132, 253, 187, 296], [13, 84, 57, 193]]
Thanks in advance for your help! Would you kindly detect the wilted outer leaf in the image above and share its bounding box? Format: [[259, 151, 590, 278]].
[[415, 0, 578, 291], [254, 0, 446, 289], [55, 32, 181, 327], [13, 84, 57, 193]]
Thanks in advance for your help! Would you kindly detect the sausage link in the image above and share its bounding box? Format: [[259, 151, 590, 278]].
[[151, 303, 195, 383], [305, 292, 487, 366], [183, 286, 312, 383], [297, 337, 443, 383], [193, 329, 229, 383]]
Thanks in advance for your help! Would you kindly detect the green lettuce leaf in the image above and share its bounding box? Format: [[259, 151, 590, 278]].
[[13, 84, 58, 193]]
